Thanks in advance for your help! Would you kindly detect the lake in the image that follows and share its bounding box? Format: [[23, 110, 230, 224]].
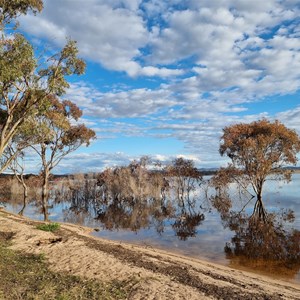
[[2, 173, 300, 283]]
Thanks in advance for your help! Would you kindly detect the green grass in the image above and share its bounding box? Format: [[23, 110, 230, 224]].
[[0, 231, 130, 300], [36, 222, 60, 232]]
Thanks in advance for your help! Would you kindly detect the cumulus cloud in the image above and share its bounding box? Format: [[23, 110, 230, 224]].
[[20, 0, 300, 89], [276, 106, 300, 130], [66, 82, 178, 118], [19, 0, 183, 77], [17, 0, 300, 172]]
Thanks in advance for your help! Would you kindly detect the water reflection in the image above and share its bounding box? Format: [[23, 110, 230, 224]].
[[172, 210, 205, 241], [228, 220, 300, 281], [211, 191, 300, 281], [57, 178, 206, 241], [225, 215, 300, 263], [1, 172, 300, 283]]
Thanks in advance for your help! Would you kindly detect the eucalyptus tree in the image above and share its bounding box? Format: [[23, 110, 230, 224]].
[[0, 0, 43, 27], [21, 97, 95, 221], [0, 0, 85, 173], [218, 119, 300, 221]]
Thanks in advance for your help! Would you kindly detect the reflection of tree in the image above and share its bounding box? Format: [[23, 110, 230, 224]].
[[152, 198, 175, 235], [211, 195, 300, 276], [94, 191, 178, 234], [225, 214, 300, 265], [0, 175, 41, 211], [95, 198, 151, 232], [172, 209, 204, 241]]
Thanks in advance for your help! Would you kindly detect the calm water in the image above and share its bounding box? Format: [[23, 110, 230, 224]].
[[2, 174, 300, 283]]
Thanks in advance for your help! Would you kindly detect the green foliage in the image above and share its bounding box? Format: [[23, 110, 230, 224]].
[[20, 95, 96, 167], [0, 0, 93, 177], [0, 34, 36, 85], [38, 40, 86, 96], [36, 222, 60, 232], [0, 0, 43, 28]]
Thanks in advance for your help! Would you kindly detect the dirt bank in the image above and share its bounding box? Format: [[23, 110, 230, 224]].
[[0, 209, 299, 300]]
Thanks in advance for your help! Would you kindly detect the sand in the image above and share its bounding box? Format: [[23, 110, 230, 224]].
[[0, 208, 299, 300]]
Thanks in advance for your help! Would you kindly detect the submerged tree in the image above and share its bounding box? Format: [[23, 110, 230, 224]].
[[5, 147, 28, 215], [97, 157, 167, 203], [21, 97, 95, 221], [165, 157, 203, 208], [219, 119, 300, 221]]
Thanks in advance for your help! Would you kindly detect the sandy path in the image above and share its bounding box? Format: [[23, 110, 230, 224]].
[[0, 209, 299, 300]]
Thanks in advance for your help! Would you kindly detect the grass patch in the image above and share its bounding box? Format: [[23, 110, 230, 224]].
[[36, 222, 60, 232], [0, 231, 130, 299]]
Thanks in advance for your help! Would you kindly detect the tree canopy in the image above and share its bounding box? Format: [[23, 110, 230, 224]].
[[220, 119, 300, 175], [0, 0, 43, 28], [0, 0, 87, 173]]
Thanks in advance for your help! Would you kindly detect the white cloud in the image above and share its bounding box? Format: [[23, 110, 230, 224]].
[[20, 0, 300, 88], [19, 0, 185, 78], [49, 151, 206, 174], [140, 66, 184, 77], [20, 0, 148, 75], [16, 0, 300, 172], [276, 106, 300, 131], [66, 82, 178, 118]]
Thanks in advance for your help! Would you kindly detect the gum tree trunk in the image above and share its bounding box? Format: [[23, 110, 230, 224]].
[[41, 167, 50, 221], [252, 190, 267, 222], [18, 180, 28, 216]]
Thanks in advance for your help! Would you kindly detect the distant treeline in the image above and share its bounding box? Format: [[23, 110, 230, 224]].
[[2, 166, 300, 180]]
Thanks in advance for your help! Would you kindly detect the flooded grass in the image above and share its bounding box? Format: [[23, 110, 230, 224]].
[[0, 231, 131, 300]]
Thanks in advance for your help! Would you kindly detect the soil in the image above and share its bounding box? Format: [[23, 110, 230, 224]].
[[0, 208, 299, 300]]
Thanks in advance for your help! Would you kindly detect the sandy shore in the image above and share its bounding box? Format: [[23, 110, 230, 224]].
[[0, 208, 299, 300]]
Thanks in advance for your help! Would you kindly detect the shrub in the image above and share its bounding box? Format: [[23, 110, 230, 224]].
[[36, 223, 60, 232]]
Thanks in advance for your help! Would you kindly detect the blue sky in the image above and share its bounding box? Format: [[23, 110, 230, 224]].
[[16, 0, 300, 174]]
